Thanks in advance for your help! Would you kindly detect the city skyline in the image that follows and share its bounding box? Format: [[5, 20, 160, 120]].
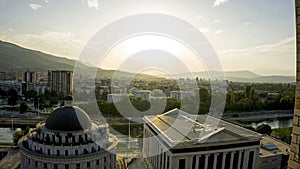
[[0, 0, 296, 76]]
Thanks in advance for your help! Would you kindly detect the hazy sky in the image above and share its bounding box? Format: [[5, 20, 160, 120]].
[[0, 0, 296, 76]]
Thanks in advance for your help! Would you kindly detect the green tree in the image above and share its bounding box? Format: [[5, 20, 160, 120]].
[[13, 130, 24, 144], [20, 102, 29, 113], [7, 88, 18, 106], [256, 124, 272, 135]]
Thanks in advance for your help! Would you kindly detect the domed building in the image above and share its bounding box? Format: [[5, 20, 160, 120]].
[[19, 96, 118, 169]]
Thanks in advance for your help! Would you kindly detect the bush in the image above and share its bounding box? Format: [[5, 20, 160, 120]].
[[256, 124, 272, 135]]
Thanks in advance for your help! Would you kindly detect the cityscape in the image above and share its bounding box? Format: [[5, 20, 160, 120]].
[[0, 0, 299, 169]]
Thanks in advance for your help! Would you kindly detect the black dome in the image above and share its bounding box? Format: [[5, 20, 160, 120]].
[[64, 95, 74, 101], [45, 106, 92, 131]]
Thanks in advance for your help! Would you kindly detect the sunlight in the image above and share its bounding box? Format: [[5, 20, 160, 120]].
[[99, 34, 205, 74]]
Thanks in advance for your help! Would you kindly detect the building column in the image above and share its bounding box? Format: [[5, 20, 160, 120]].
[[252, 149, 259, 169], [221, 152, 227, 169], [195, 155, 200, 169], [243, 150, 249, 168], [229, 152, 235, 169], [204, 154, 209, 169], [213, 153, 218, 169], [237, 151, 242, 169]]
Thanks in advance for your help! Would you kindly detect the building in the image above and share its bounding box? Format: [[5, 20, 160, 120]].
[[0, 71, 21, 81], [0, 80, 25, 96], [135, 90, 151, 101], [23, 71, 41, 92], [170, 91, 192, 100], [23, 71, 40, 83], [19, 96, 118, 169], [143, 108, 262, 169], [289, 1, 300, 168], [107, 93, 134, 103], [259, 135, 290, 169], [48, 70, 73, 95]]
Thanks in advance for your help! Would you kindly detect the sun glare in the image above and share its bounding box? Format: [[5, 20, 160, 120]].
[[99, 34, 205, 74]]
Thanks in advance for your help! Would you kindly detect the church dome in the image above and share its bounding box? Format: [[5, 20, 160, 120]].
[[45, 98, 92, 131]]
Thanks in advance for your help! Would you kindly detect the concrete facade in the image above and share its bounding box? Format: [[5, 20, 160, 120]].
[[19, 98, 118, 169], [143, 109, 262, 169], [288, 1, 300, 168]]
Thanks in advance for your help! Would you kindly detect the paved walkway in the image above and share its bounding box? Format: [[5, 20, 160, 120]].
[[0, 148, 20, 169]]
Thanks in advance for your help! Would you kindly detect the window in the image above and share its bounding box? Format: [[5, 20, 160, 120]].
[[96, 160, 100, 165], [179, 159, 186, 169], [65, 164, 69, 169], [76, 164, 80, 169], [35, 161, 38, 168], [65, 150, 68, 156], [54, 164, 58, 169], [57, 150, 60, 156], [87, 162, 91, 169], [104, 157, 106, 162], [48, 149, 50, 155], [43, 163, 47, 169]]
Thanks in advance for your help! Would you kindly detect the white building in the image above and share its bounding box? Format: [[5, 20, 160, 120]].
[[170, 91, 192, 100], [259, 135, 290, 169], [135, 90, 151, 101], [143, 109, 262, 169], [19, 96, 118, 169], [107, 93, 134, 103]]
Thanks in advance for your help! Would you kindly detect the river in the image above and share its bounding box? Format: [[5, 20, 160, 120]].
[[242, 118, 293, 129]]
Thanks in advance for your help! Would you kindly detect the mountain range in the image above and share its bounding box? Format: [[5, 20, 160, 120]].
[[0, 40, 295, 83]]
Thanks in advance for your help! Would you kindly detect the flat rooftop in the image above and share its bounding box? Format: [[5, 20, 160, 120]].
[[259, 135, 290, 157], [144, 108, 262, 148]]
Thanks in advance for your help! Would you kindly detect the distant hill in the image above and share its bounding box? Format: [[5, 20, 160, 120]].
[[0, 40, 159, 80], [173, 70, 295, 83], [0, 40, 295, 83]]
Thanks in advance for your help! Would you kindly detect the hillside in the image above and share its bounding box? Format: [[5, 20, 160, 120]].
[[0, 40, 159, 80], [0, 40, 295, 83], [173, 71, 295, 83]]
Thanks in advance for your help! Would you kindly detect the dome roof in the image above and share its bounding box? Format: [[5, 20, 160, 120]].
[[64, 95, 74, 101], [45, 106, 92, 131]]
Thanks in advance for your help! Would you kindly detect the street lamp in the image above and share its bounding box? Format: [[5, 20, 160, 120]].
[[37, 97, 40, 118], [128, 117, 131, 149]]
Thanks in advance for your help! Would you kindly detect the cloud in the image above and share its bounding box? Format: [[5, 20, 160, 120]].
[[0, 31, 84, 59], [221, 37, 294, 56], [214, 19, 220, 23], [242, 22, 251, 26], [44, 0, 49, 3], [83, 0, 99, 9], [199, 28, 210, 33], [29, 4, 42, 10], [215, 30, 223, 34], [219, 37, 295, 75], [213, 0, 228, 7]]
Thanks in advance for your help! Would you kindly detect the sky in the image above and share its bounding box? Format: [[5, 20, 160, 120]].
[[0, 0, 296, 76]]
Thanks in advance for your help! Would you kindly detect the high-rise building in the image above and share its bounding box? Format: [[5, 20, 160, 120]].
[[23, 71, 41, 92], [48, 70, 73, 95], [288, 1, 300, 168], [19, 96, 118, 169], [143, 109, 262, 169], [23, 71, 40, 83]]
